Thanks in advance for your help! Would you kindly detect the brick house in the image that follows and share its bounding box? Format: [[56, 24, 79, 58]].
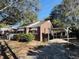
[[24, 20, 52, 41]]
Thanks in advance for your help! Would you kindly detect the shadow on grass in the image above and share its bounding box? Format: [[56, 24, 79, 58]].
[[0, 42, 9, 59], [4, 41, 18, 59], [27, 43, 71, 59]]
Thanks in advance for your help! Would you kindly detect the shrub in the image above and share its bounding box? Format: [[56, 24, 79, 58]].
[[25, 33, 35, 42], [69, 26, 79, 39], [13, 34, 20, 40], [16, 33, 35, 42]]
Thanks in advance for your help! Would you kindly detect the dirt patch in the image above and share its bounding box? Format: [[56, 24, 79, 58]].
[[3, 40, 47, 57]]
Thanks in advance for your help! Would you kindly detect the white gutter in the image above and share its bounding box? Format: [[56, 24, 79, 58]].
[[26, 21, 40, 27]]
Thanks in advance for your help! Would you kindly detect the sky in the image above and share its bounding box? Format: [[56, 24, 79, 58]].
[[38, 0, 63, 20]]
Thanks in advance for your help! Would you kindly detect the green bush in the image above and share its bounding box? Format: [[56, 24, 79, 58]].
[[25, 33, 35, 42], [16, 33, 35, 42], [14, 34, 21, 40]]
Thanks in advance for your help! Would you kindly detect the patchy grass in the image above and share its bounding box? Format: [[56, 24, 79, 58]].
[[34, 45, 45, 50], [3, 40, 47, 57]]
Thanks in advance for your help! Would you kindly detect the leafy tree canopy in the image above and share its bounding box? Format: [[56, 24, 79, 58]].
[[46, 0, 79, 28], [0, 0, 40, 25]]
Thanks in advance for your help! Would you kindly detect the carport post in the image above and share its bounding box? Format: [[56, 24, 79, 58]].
[[48, 28, 50, 41], [8, 35, 11, 40], [40, 31, 43, 42], [48, 32, 49, 41], [67, 27, 69, 42]]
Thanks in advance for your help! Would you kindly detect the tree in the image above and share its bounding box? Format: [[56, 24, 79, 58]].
[[63, 0, 79, 27], [24, 10, 38, 23], [51, 19, 64, 28], [49, 0, 79, 28], [0, 0, 40, 25], [0, 23, 8, 28], [45, 4, 64, 27], [50, 4, 65, 22]]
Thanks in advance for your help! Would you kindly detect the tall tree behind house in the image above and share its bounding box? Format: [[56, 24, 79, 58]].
[[46, 0, 79, 27]]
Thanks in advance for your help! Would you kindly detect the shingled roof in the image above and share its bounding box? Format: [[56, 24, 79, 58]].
[[25, 20, 51, 28]]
